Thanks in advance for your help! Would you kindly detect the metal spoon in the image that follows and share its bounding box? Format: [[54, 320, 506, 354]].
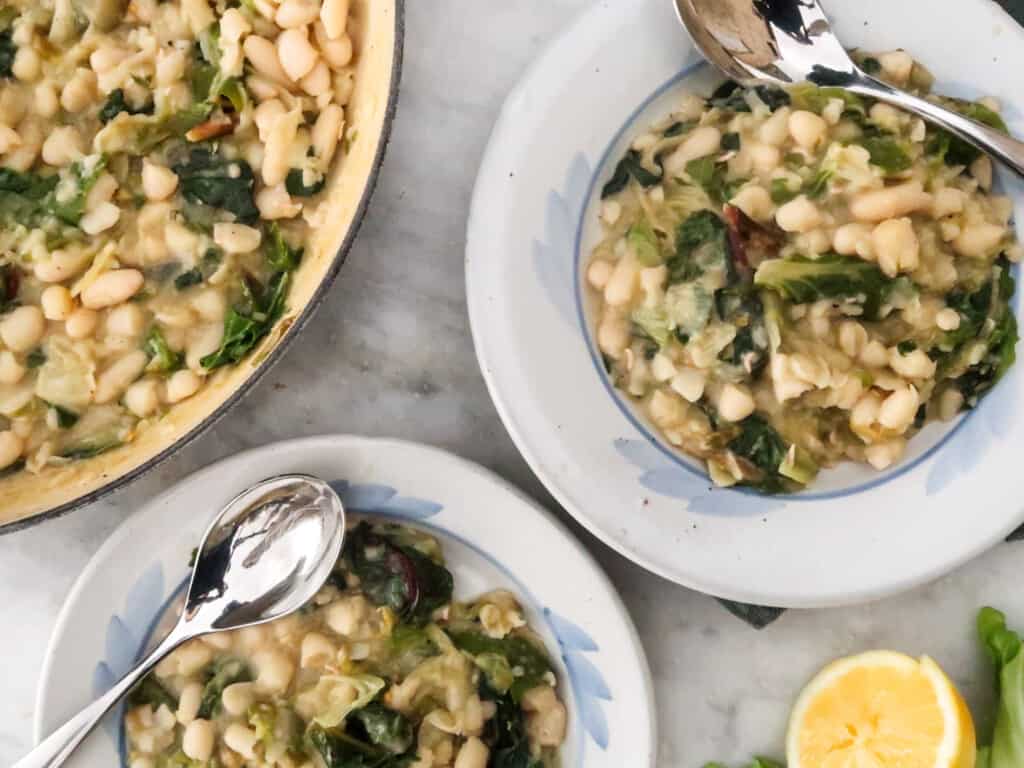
[[16, 474, 346, 768], [672, 0, 1024, 177]]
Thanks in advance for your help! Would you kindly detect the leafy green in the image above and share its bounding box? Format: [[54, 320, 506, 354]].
[[715, 288, 768, 377], [601, 149, 662, 198], [722, 132, 741, 151], [172, 148, 259, 222], [200, 269, 291, 369], [667, 210, 732, 285], [803, 169, 832, 199], [708, 81, 790, 112], [627, 220, 662, 267], [98, 88, 154, 124], [860, 56, 881, 75], [977, 608, 1024, 768], [350, 702, 414, 755], [48, 403, 80, 428], [343, 522, 454, 625], [0, 159, 107, 231], [0, 27, 15, 79], [860, 136, 912, 173], [663, 120, 695, 137], [384, 625, 440, 677], [144, 326, 183, 373], [479, 680, 543, 768], [0, 263, 18, 312], [197, 658, 251, 719], [770, 177, 800, 205], [685, 156, 742, 205], [938, 265, 1018, 407], [448, 630, 553, 702], [754, 254, 894, 319], [929, 98, 1008, 167], [788, 83, 866, 117], [286, 167, 326, 197], [25, 348, 44, 368], [307, 724, 413, 768], [128, 676, 178, 711], [727, 416, 815, 492], [266, 223, 303, 272], [174, 248, 222, 290], [59, 439, 122, 459], [703, 760, 783, 768]]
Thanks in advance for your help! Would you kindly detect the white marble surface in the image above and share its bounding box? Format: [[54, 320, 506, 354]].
[[2, 2, 1023, 766]]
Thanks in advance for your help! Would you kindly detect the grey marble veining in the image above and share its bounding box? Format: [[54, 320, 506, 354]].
[[2, 2, 1023, 766]]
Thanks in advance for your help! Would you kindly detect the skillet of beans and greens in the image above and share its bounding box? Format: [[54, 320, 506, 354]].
[[125, 522, 568, 768], [0, 0, 358, 475], [587, 49, 1020, 493]]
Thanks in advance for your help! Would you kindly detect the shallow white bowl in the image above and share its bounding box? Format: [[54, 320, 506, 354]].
[[466, 0, 1024, 607], [33, 436, 655, 767]]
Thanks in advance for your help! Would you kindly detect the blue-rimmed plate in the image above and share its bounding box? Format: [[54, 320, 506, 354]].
[[32, 436, 655, 767], [465, 0, 1024, 606]]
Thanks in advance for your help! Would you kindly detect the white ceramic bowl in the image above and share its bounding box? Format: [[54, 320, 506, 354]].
[[466, 0, 1024, 607], [34, 436, 656, 767]]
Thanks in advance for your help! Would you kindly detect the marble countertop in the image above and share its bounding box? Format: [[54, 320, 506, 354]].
[[3, 2, 1023, 765]]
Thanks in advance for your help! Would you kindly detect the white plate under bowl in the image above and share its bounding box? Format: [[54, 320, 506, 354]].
[[466, 0, 1024, 607], [33, 436, 655, 767]]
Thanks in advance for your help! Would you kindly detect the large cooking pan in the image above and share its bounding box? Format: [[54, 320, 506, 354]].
[[0, 0, 404, 531]]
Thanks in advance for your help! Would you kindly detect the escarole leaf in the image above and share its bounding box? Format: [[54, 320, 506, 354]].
[[200, 269, 291, 369], [754, 253, 893, 319], [977, 608, 1024, 768], [601, 149, 662, 198], [307, 723, 412, 768], [295, 674, 386, 728], [668, 210, 732, 285], [350, 702, 414, 755], [171, 147, 258, 222]]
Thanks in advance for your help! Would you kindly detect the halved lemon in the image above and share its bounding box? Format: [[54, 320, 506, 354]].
[[786, 651, 976, 768]]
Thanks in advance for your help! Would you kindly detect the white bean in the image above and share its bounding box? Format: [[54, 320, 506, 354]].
[[320, 0, 349, 39], [243, 36, 290, 83], [300, 59, 331, 97], [142, 160, 179, 201], [313, 22, 353, 69], [95, 351, 148, 404], [454, 738, 489, 768], [757, 106, 791, 146], [213, 222, 262, 254], [300, 632, 336, 668], [176, 682, 203, 725], [603, 258, 637, 306], [838, 321, 868, 358], [849, 181, 932, 222], [124, 379, 160, 418], [664, 126, 721, 174], [223, 723, 258, 760], [261, 108, 302, 186], [0, 306, 45, 352], [0, 430, 23, 470], [277, 0, 319, 28], [40, 285, 73, 321], [277, 28, 319, 82], [60, 68, 97, 113], [788, 110, 827, 149], [41, 126, 84, 166], [182, 719, 215, 762], [730, 184, 772, 221], [312, 103, 344, 169], [878, 387, 919, 432], [181, 0, 215, 34], [34, 248, 93, 283], [936, 308, 961, 331], [34, 82, 59, 118], [13, 47, 41, 82], [0, 351, 24, 384], [952, 223, 1005, 258], [860, 340, 889, 368], [164, 369, 202, 403], [878, 50, 914, 85], [80, 202, 120, 235], [775, 196, 821, 233], [889, 347, 936, 380], [221, 682, 255, 717], [718, 383, 756, 422], [106, 303, 146, 337], [872, 218, 919, 277], [670, 368, 706, 402], [65, 308, 98, 339], [256, 183, 301, 219], [81, 269, 145, 309], [832, 223, 872, 256], [865, 438, 906, 470]]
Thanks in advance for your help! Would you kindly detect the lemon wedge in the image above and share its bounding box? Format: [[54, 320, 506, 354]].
[[786, 651, 976, 768]]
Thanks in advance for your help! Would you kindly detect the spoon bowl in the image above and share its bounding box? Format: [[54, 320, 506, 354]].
[[16, 474, 345, 768], [672, 0, 1024, 176]]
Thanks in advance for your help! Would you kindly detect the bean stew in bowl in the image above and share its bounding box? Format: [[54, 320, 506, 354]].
[[0, 0, 402, 529]]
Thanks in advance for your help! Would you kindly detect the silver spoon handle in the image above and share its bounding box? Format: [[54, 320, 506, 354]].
[[14, 626, 188, 768], [848, 76, 1024, 178]]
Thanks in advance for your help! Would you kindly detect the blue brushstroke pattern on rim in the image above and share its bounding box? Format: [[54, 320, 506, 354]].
[[98, 481, 610, 763], [527, 58, 1021, 506]]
